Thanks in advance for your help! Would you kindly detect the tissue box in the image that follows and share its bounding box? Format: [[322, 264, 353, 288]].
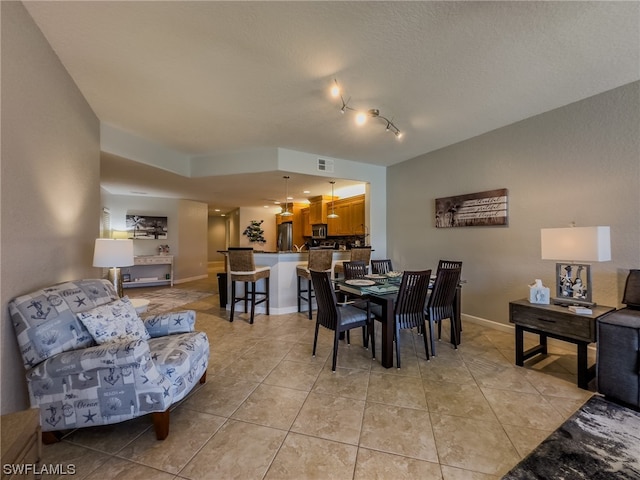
[[529, 285, 550, 304]]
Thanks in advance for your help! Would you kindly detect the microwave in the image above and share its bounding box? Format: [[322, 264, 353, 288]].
[[312, 224, 327, 239]]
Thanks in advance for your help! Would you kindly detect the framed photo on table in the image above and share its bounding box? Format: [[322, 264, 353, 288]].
[[122, 273, 131, 283], [555, 263, 592, 305]]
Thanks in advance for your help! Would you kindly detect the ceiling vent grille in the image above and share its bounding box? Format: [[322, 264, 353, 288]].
[[317, 158, 334, 173]]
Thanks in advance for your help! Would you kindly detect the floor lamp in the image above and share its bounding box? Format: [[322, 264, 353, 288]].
[[93, 239, 134, 297]]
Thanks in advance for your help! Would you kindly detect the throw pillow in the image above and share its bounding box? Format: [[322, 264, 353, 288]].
[[77, 296, 150, 345]]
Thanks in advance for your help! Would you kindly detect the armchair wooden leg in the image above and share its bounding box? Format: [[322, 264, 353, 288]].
[[152, 410, 170, 440], [199, 370, 207, 384], [42, 431, 62, 444]]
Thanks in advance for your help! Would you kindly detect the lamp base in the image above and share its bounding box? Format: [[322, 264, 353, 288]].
[[107, 267, 124, 298]]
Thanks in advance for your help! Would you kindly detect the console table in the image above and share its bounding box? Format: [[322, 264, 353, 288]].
[[123, 255, 174, 288], [509, 299, 615, 389]]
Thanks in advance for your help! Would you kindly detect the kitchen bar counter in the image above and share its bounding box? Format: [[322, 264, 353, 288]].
[[218, 250, 350, 314]]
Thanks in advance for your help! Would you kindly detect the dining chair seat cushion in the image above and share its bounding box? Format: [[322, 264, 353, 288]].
[[230, 265, 270, 275], [337, 304, 372, 326], [229, 265, 270, 282]]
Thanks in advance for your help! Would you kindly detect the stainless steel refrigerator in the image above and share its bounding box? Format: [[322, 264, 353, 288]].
[[277, 222, 293, 251]]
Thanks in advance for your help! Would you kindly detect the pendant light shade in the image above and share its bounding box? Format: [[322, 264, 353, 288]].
[[327, 181, 339, 219], [280, 175, 293, 216]]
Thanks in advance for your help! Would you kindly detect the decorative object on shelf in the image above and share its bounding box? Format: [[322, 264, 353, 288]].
[[541, 225, 611, 307], [157, 244, 170, 255], [243, 220, 266, 244], [93, 239, 134, 297], [327, 181, 339, 219], [435, 188, 508, 228], [279, 176, 293, 217], [125, 215, 168, 239], [330, 79, 402, 139], [528, 279, 550, 304]]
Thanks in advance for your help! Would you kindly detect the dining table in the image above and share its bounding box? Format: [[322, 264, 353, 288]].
[[335, 273, 463, 368]]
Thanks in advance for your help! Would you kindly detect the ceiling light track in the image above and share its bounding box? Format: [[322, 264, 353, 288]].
[[331, 79, 403, 139]]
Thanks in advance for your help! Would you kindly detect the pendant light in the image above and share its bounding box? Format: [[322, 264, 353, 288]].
[[280, 176, 293, 217], [327, 181, 339, 219]]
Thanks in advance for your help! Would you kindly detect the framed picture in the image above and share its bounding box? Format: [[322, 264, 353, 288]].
[[126, 215, 168, 239], [435, 188, 508, 228], [555, 263, 592, 304], [122, 273, 131, 283]]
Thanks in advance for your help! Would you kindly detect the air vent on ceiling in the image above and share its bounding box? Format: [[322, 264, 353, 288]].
[[317, 158, 334, 173]]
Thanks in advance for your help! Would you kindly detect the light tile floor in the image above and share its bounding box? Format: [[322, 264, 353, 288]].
[[40, 274, 595, 479]]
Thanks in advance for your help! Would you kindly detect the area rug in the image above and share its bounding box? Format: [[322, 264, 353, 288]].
[[503, 395, 640, 479], [128, 288, 215, 314]]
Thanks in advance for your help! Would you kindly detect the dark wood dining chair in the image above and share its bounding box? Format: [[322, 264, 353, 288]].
[[437, 260, 463, 272], [435, 260, 463, 339], [370, 270, 432, 368], [371, 259, 393, 275], [310, 270, 374, 371], [425, 267, 462, 356], [343, 260, 368, 280], [334, 247, 371, 278]]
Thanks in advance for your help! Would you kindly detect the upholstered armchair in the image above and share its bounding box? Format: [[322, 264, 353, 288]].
[[597, 270, 640, 409], [9, 279, 209, 443]]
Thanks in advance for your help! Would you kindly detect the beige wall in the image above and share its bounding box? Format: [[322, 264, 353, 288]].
[[1, 2, 101, 414], [176, 200, 208, 281], [208, 216, 227, 263], [101, 191, 209, 282], [388, 82, 640, 326]]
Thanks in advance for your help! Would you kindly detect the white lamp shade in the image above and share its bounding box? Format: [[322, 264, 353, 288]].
[[541, 226, 611, 262], [93, 239, 134, 267]]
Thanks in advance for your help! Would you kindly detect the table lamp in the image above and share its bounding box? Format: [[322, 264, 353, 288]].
[[540, 226, 611, 307], [93, 239, 134, 297]]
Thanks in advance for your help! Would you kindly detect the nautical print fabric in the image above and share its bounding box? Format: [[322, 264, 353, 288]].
[[10, 279, 210, 433], [142, 310, 196, 337], [9, 280, 118, 369], [77, 296, 150, 345]]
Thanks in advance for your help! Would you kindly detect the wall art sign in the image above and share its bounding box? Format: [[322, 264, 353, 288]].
[[435, 188, 508, 228], [126, 215, 168, 239]]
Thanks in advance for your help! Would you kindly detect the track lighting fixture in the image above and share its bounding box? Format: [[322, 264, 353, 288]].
[[331, 79, 403, 139]]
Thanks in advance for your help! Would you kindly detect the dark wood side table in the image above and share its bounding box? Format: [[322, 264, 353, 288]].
[[509, 299, 615, 389]]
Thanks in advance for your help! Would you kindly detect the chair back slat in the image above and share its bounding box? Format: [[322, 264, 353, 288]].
[[310, 270, 339, 331], [228, 247, 256, 272], [371, 259, 393, 275], [426, 267, 461, 321], [308, 248, 334, 272], [344, 261, 368, 280], [437, 260, 462, 272], [395, 270, 432, 330]]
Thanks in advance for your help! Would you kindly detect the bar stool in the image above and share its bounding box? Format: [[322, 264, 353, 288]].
[[334, 247, 371, 279], [296, 248, 333, 319], [228, 247, 270, 324]]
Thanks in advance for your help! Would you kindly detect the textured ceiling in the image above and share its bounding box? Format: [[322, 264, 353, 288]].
[[23, 1, 640, 211]]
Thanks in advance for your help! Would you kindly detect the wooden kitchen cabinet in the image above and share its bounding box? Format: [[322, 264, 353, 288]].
[[308, 195, 332, 224], [327, 195, 365, 236], [301, 208, 311, 237]]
